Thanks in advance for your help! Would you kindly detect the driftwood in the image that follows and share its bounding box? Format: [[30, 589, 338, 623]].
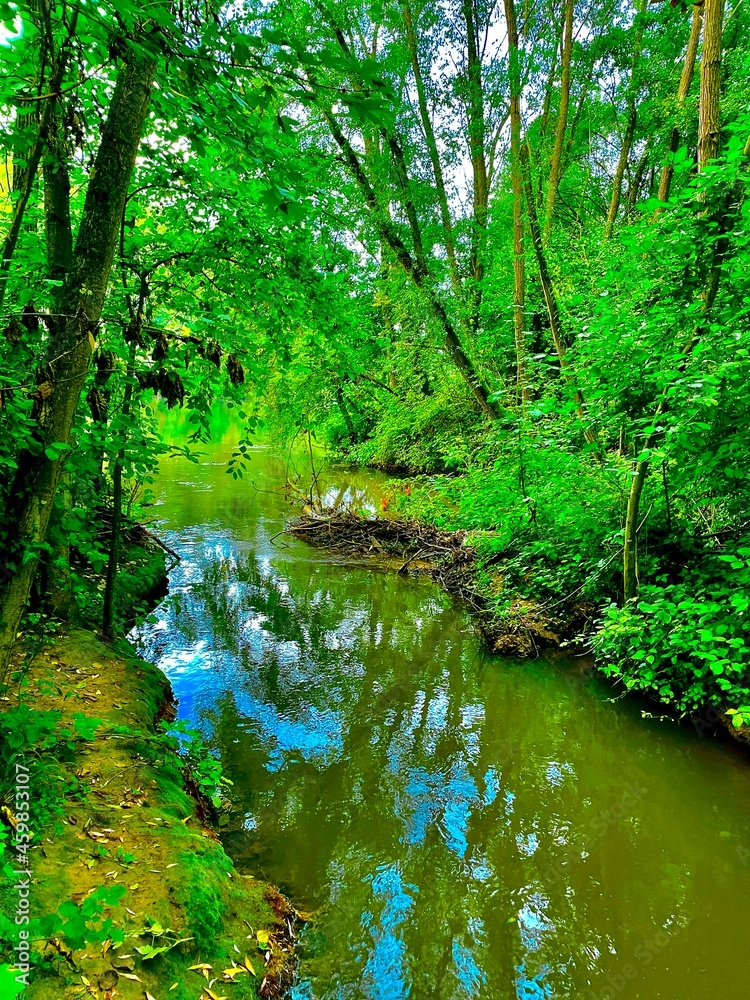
[[288, 510, 582, 656], [95, 508, 181, 567]]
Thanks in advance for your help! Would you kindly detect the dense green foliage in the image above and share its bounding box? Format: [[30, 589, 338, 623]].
[[0, 0, 749, 723]]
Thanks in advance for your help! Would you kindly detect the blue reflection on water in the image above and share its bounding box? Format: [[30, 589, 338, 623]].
[[453, 937, 487, 996], [362, 863, 416, 999]]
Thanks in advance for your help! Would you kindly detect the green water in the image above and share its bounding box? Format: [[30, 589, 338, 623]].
[[132, 421, 750, 1000]]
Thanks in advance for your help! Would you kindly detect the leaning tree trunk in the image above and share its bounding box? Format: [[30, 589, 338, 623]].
[[321, 108, 500, 420], [655, 5, 702, 209], [0, 50, 156, 678], [622, 0, 724, 603], [503, 0, 528, 403], [402, 0, 461, 294]]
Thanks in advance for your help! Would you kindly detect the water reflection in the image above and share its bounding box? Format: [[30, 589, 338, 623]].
[[133, 435, 750, 1000]]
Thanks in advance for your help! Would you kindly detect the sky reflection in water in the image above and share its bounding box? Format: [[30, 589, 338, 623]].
[[133, 436, 750, 1000]]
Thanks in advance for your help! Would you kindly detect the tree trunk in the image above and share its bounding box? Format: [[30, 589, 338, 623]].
[[101, 459, 123, 642], [42, 104, 75, 618], [604, 109, 638, 239], [322, 108, 500, 419], [544, 0, 574, 238], [655, 6, 702, 208], [623, 7, 726, 602], [698, 0, 724, 169], [101, 342, 137, 642], [503, 0, 528, 403], [0, 50, 157, 678], [402, 0, 461, 294], [0, 11, 77, 312], [625, 141, 650, 218], [462, 0, 490, 303], [521, 144, 599, 447], [604, 0, 646, 240]]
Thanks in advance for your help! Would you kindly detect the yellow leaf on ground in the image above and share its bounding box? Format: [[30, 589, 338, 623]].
[[204, 989, 227, 1000], [222, 966, 248, 980]]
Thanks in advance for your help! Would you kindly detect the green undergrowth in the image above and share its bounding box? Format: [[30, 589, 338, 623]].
[[349, 409, 750, 728], [69, 539, 168, 632]]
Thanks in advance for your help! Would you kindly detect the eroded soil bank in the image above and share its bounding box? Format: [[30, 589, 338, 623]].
[[289, 508, 750, 749], [0, 627, 296, 1000]]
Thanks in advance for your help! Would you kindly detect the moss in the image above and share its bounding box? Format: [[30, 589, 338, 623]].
[[0, 627, 296, 999], [175, 843, 231, 951]]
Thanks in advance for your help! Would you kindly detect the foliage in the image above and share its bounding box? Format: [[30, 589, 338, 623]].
[[1, 2, 750, 712]]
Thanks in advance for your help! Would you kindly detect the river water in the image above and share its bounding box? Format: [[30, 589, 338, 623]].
[[132, 418, 750, 1000]]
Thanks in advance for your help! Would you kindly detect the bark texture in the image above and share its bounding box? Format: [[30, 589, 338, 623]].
[[0, 51, 157, 677], [655, 6, 702, 207]]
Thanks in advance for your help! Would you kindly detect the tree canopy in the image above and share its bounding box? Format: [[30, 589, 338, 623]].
[[1, 0, 750, 719]]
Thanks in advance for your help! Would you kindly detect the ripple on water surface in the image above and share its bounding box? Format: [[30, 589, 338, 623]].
[[132, 429, 750, 1000]]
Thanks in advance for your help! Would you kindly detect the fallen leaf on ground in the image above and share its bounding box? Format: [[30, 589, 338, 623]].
[[222, 967, 248, 981], [204, 989, 227, 1000], [98, 970, 118, 989]]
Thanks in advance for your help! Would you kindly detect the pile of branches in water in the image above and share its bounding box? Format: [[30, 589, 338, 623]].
[[291, 509, 477, 590], [288, 509, 578, 656]]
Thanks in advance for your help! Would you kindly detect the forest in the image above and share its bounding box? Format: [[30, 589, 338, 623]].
[[1, 0, 750, 997]]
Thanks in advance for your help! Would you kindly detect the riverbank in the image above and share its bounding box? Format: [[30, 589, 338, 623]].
[[0, 628, 297, 999], [290, 509, 589, 656], [289, 505, 750, 749]]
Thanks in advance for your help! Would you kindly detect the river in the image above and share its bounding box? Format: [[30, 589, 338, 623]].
[[131, 416, 750, 999]]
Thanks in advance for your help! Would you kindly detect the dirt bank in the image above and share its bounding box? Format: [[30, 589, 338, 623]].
[[289, 508, 750, 749], [0, 628, 297, 1000], [289, 509, 590, 657]]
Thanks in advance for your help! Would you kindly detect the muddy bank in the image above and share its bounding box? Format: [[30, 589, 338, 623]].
[[289, 509, 590, 657], [289, 508, 750, 749], [0, 628, 297, 999]]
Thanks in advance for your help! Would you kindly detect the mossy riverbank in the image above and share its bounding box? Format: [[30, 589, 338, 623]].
[[0, 628, 296, 999]]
